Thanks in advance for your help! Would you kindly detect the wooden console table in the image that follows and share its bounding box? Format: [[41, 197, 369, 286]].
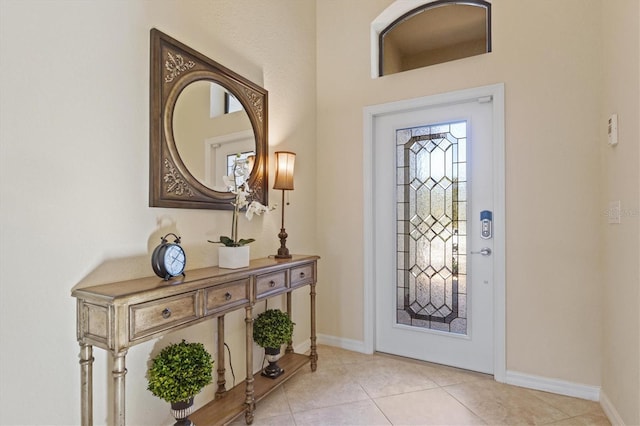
[[72, 255, 319, 425]]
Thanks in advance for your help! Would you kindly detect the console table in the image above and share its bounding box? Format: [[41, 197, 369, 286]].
[[72, 255, 319, 426]]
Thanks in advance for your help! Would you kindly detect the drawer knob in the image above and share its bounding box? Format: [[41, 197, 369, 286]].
[[269, 280, 276, 288], [299, 272, 306, 278], [225, 292, 232, 301], [161, 308, 171, 319]]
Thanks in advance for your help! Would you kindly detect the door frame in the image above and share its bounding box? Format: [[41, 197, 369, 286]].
[[363, 83, 506, 382]]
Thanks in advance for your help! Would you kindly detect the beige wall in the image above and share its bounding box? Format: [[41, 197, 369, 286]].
[[317, 0, 639, 422], [600, 1, 640, 424], [403, 38, 488, 70], [0, 1, 316, 425], [1, 0, 638, 425], [317, 0, 605, 386]]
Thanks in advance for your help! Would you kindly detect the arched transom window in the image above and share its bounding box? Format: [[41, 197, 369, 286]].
[[374, 0, 491, 77]]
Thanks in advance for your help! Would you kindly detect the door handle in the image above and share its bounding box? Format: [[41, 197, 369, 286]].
[[471, 247, 492, 256]]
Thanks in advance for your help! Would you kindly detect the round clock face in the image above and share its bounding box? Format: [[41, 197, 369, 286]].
[[164, 244, 186, 277]]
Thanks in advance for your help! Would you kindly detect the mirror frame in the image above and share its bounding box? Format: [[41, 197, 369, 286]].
[[150, 28, 268, 210]]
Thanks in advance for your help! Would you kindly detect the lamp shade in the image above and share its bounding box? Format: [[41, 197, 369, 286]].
[[273, 151, 295, 190]]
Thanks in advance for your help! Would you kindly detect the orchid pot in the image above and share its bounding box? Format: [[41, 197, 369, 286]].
[[218, 245, 250, 269]]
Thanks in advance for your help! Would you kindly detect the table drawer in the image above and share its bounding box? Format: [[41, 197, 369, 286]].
[[129, 292, 199, 341], [256, 271, 287, 299], [291, 263, 314, 287], [204, 279, 249, 315]]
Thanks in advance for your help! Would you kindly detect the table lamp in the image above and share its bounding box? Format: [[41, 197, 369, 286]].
[[273, 151, 295, 259]]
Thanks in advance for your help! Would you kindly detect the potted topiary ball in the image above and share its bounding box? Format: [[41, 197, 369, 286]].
[[253, 309, 295, 379], [147, 340, 214, 426]]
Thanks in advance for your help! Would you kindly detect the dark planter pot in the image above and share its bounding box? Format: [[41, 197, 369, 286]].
[[170, 397, 194, 426], [262, 347, 284, 379]]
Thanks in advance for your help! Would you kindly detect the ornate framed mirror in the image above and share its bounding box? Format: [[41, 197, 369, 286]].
[[150, 28, 268, 210]]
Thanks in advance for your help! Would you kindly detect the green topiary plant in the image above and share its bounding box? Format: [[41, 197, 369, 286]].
[[147, 340, 214, 404], [252, 309, 295, 349]]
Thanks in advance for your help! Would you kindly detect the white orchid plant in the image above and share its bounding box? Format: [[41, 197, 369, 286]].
[[208, 155, 274, 247]]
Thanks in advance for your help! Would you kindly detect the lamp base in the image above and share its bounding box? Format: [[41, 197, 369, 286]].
[[275, 227, 291, 259]]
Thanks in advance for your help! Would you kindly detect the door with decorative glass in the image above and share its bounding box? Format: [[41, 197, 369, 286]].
[[373, 95, 495, 373]]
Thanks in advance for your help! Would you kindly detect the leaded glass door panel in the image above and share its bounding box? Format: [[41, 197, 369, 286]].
[[373, 96, 495, 374], [397, 122, 468, 334]]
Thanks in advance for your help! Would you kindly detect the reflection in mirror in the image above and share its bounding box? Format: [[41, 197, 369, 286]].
[[225, 92, 243, 113], [380, 0, 491, 76], [173, 80, 255, 192]]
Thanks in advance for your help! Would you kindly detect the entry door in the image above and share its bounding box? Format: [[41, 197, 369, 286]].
[[373, 96, 495, 374]]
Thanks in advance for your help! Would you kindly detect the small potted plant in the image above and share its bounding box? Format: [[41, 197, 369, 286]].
[[253, 309, 295, 379], [208, 155, 274, 269], [147, 340, 214, 426]]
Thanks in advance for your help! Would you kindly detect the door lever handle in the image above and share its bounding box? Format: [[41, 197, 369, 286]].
[[471, 247, 492, 256]]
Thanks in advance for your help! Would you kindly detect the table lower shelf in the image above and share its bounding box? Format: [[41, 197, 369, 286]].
[[189, 352, 311, 425]]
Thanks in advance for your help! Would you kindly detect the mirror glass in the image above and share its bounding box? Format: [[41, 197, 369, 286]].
[[150, 29, 268, 210], [173, 80, 255, 192]]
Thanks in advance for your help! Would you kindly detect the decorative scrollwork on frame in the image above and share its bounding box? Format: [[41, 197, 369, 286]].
[[242, 88, 264, 122], [251, 174, 265, 201], [163, 158, 195, 197], [164, 51, 196, 83]]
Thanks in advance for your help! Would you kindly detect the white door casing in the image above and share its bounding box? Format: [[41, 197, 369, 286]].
[[363, 83, 505, 381]]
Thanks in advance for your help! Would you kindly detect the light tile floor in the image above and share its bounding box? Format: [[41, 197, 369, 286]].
[[229, 345, 610, 426]]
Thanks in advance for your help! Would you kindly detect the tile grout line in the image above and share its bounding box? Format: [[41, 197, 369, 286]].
[[280, 379, 297, 425], [359, 379, 394, 425], [439, 382, 498, 425]]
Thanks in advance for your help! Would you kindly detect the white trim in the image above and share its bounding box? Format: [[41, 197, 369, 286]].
[[491, 83, 506, 382], [600, 391, 626, 426], [505, 370, 600, 402], [317, 334, 371, 354], [371, 1, 429, 78], [293, 339, 311, 356], [362, 100, 376, 355], [363, 83, 506, 380]]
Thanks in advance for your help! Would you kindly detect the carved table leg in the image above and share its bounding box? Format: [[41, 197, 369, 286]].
[[216, 315, 227, 398], [310, 281, 318, 371], [244, 305, 255, 425], [112, 351, 128, 426], [285, 292, 294, 354], [79, 343, 94, 426]]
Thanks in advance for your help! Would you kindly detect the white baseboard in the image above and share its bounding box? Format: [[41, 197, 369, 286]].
[[293, 334, 369, 357], [599, 391, 626, 426], [316, 333, 371, 354], [505, 370, 600, 401], [293, 339, 311, 355]]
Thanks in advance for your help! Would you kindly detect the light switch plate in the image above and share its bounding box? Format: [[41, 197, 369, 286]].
[[608, 200, 621, 224], [608, 114, 618, 146]]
